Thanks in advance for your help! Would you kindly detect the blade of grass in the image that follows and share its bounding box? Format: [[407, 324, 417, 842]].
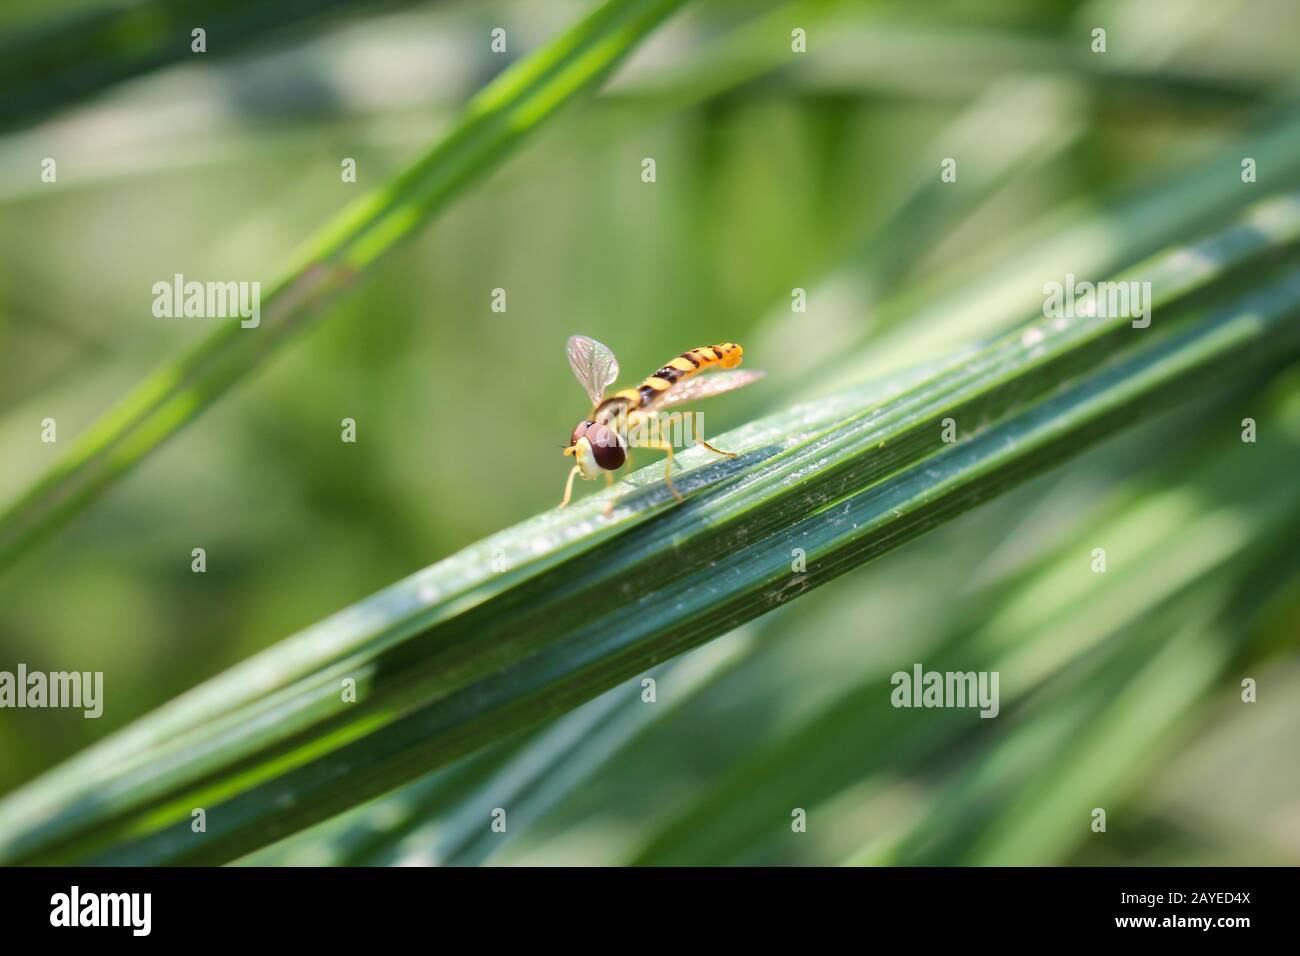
[[376, 634, 747, 868], [632, 389, 1300, 864], [612, 2, 1284, 107], [848, 537, 1298, 867], [750, 73, 1086, 392], [1, 192, 1299, 865], [238, 632, 750, 866], [357, 73, 1269, 863], [809, 103, 1300, 397], [0, 0, 691, 573], [0, 0, 422, 133]]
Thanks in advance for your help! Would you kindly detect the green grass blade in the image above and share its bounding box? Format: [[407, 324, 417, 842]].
[[238, 638, 748, 866], [808, 104, 1300, 397], [847, 539, 1297, 867], [0, 0, 690, 573], [635, 391, 1300, 865], [0, 0, 422, 132], [1, 191, 1298, 865]]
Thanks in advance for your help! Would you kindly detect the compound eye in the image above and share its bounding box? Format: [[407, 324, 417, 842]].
[[570, 420, 594, 446], [587, 424, 626, 470]]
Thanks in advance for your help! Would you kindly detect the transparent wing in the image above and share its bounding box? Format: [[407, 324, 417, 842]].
[[566, 334, 620, 407], [646, 369, 765, 410]]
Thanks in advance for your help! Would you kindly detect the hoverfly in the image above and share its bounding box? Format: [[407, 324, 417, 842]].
[[560, 334, 764, 510]]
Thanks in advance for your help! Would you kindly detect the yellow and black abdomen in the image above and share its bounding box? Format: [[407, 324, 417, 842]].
[[603, 343, 743, 412]]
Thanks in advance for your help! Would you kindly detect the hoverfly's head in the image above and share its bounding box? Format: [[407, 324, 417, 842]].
[[564, 419, 625, 479]]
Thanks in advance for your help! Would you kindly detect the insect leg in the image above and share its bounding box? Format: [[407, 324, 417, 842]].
[[601, 470, 617, 516], [558, 465, 582, 509], [698, 439, 737, 458], [644, 440, 684, 502], [694, 420, 738, 458]]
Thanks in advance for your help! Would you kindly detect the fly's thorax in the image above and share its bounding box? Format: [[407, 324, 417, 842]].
[[594, 397, 634, 429], [595, 404, 659, 449]]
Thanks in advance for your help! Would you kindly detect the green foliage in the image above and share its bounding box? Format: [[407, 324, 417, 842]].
[[3, 189, 1298, 864], [2, 0, 1298, 868], [0, 0, 688, 572]]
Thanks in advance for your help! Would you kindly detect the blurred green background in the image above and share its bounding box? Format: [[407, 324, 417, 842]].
[[1, 0, 1298, 865]]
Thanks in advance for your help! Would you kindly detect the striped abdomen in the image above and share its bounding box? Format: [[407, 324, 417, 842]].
[[595, 343, 743, 423]]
